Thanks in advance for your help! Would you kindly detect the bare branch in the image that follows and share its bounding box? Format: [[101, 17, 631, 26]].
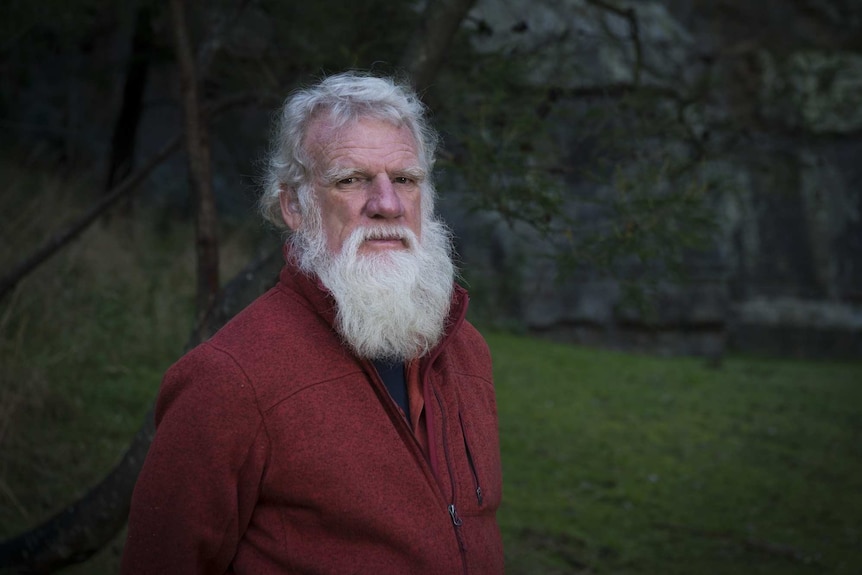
[[0, 94, 262, 304], [0, 135, 182, 302], [554, 82, 684, 101], [585, 0, 643, 85]]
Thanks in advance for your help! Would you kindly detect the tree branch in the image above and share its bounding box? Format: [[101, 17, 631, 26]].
[[0, 135, 182, 302], [0, 94, 262, 304], [585, 0, 643, 85], [400, 0, 479, 92]]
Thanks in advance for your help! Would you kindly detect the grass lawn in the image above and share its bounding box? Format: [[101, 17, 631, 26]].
[[490, 331, 862, 574]]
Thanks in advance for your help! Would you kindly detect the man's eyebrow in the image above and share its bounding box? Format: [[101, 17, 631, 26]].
[[394, 166, 427, 181], [321, 165, 427, 183], [322, 166, 364, 183]]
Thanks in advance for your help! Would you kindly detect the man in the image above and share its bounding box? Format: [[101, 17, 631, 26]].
[[121, 71, 504, 574]]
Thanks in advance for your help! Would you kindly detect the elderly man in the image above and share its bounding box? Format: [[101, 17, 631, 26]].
[[121, 72, 504, 574]]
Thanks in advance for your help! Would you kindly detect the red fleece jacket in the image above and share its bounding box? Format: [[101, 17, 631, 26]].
[[121, 262, 504, 574]]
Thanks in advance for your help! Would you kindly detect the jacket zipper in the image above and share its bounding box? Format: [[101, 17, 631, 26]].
[[459, 413, 484, 507], [433, 385, 469, 575], [369, 354, 469, 573]]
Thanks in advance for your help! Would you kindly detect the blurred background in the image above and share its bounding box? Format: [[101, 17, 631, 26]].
[[1, 0, 860, 573]]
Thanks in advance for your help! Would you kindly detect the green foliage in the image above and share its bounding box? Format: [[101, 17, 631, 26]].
[[567, 157, 724, 319], [429, 24, 729, 320], [490, 331, 862, 574], [434, 48, 569, 236]]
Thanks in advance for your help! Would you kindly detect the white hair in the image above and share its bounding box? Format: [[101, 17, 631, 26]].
[[260, 71, 440, 233]]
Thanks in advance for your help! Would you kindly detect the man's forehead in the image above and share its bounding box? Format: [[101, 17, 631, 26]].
[[305, 115, 419, 161]]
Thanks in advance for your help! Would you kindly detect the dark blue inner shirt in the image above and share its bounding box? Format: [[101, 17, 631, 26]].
[[372, 359, 410, 422]]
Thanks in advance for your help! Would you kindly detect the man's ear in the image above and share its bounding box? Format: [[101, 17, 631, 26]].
[[279, 185, 303, 231]]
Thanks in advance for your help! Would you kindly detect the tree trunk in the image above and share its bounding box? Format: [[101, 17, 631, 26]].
[[399, 0, 479, 92], [170, 0, 221, 341], [104, 3, 154, 198]]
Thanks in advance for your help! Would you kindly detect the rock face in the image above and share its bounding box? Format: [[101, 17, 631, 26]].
[[448, 0, 862, 358]]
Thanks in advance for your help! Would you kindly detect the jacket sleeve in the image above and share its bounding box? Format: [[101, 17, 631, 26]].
[[121, 343, 269, 575]]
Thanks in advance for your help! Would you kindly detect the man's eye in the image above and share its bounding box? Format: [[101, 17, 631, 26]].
[[337, 177, 359, 186], [394, 177, 412, 185]]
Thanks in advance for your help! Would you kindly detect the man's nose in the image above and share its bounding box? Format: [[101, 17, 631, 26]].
[[365, 175, 404, 219]]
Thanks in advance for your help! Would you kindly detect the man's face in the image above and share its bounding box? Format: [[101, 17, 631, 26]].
[[281, 116, 425, 257]]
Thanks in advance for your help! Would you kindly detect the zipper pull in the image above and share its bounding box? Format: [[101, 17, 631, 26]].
[[448, 504, 463, 526], [476, 486, 483, 506]]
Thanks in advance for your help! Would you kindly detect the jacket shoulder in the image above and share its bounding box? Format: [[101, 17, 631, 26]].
[[179, 284, 359, 411], [442, 319, 494, 385]]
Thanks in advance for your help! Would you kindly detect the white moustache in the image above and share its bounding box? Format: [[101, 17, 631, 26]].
[[357, 226, 416, 249]]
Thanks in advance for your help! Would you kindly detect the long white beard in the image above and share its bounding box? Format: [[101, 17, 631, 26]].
[[296, 220, 455, 361]]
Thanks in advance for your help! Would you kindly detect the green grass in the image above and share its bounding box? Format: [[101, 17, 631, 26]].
[[2, 164, 861, 574], [490, 331, 862, 574]]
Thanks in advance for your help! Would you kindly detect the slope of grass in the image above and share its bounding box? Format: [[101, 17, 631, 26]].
[[490, 331, 862, 574]]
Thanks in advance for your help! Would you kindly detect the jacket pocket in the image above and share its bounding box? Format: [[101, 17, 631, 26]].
[[459, 412, 484, 508]]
